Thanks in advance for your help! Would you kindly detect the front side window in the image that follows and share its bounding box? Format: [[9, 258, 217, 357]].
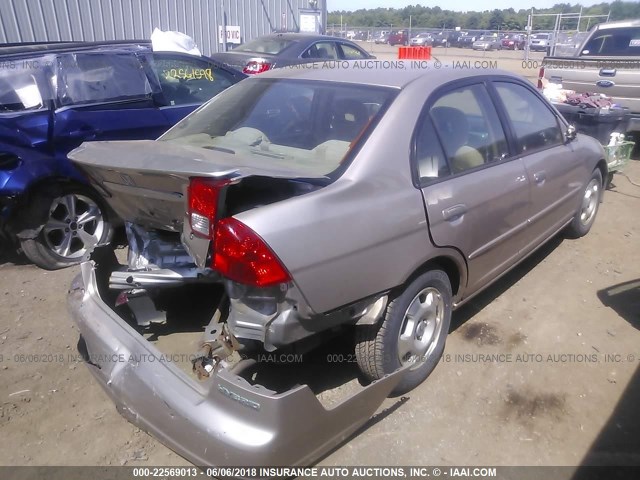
[[160, 79, 396, 177], [56, 52, 154, 106], [494, 82, 563, 154], [429, 83, 508, 174], [152, 55, 233, 106]]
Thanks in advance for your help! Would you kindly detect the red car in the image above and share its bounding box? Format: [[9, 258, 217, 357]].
[[388, 30, 409, 46], [501, 34, 526, 50]]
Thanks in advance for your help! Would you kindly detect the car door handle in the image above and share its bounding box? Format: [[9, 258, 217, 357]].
[[442, 204, 467, 221], [599, 68, 616, 77], [68, 126, 102, 138], [534, 171, 546, 184]]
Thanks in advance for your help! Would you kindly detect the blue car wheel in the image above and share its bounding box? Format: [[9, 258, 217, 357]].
[[20, 186, 111, 269]]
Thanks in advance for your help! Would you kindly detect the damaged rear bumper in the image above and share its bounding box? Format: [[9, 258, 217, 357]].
[[68, 261, 406, 470]]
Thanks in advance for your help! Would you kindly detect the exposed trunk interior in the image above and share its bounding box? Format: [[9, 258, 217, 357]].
[[92, 246, 367, 409]]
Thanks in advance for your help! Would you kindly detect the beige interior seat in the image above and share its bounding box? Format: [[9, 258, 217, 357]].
[[431, 106, 484, 174]]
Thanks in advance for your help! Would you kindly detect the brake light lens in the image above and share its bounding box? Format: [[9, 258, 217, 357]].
[[187, 177, 230, 238], [243, 60, 272, 75], [537, 66, 545, 89], [214, 217, 291, 287]]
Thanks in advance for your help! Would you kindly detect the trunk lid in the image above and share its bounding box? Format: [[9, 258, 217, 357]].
[[69, 139, 328, 232]]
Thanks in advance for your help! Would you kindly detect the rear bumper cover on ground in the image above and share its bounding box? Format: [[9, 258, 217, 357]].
[[68, 261, 406, 471]]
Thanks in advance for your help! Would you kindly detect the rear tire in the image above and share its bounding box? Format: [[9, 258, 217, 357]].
[[565, 169, 603, 239], [20, 185, 112, 270], [355, 270, 452, 395]]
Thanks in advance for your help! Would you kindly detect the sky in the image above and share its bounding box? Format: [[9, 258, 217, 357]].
[[326, 0, 605, 13]]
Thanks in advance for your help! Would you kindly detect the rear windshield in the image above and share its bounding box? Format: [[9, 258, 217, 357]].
[[234, 38, 295, 55], [580, 26, 640, 56], [160, 78, 396, 177]]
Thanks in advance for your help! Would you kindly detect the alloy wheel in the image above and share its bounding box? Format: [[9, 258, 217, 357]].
[[43, 194, 105, 259]]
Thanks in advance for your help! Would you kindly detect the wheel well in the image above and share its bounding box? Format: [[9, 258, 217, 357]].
[[595, 159, 608, 187], [9, 177, 102, 236], [404, 256, 463, 297], [16, 176, 87, 210]]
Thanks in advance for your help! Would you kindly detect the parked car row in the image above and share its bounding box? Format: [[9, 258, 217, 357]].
[[364, 29, 555, 51]]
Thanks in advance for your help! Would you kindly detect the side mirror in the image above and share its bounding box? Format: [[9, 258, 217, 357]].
[[565, 124, 577, 142]]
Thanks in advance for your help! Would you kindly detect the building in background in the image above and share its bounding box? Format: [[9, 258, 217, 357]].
[[0, 0, 328, 56]]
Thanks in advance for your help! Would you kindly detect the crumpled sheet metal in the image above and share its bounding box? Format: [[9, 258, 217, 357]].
[[126, 222, 195, 270], [69, 262, 409, 473]]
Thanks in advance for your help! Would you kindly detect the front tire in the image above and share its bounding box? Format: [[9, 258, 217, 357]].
[[355, 270, 452, 395], [20, 186, 112, 270], [566, 169, 603, 238]]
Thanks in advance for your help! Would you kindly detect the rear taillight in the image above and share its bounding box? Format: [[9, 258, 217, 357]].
[[213, 217, 291, 287], [187, 177, 230, 238], [537, 66, 545, 89], [243, 60, 272, 75], [188, 177, 290, 287]]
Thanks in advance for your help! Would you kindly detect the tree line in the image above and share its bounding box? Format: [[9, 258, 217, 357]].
[[327, 1, 640, 31]]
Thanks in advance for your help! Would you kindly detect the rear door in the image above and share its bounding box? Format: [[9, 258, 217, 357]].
[[491, 80, 583, 252], [416, 81, 531, 296], [150, 53, 240, 125], [52, 51, 171, 153]]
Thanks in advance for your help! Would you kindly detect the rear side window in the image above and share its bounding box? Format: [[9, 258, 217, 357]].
[[152, 55, 233, 106], [0, 56, 54, 112], [301, 42, 338, 59], [429, 83, 508, 174], [494, 82, 563, 154], [581, 27, 640, 56], [56, 53, 154, 106]]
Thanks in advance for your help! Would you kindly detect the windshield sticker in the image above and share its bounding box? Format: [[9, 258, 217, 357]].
[[630, 39, 640, 47]]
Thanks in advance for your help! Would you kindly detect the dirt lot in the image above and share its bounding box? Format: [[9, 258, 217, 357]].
[[1, 46, 639, 474]]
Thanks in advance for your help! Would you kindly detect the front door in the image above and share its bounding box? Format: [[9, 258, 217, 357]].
[[491, 81, 583, 251], [150, 53, 237, 126]]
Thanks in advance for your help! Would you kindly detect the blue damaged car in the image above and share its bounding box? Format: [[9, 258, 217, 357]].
[[0, 41, 244, 269]]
